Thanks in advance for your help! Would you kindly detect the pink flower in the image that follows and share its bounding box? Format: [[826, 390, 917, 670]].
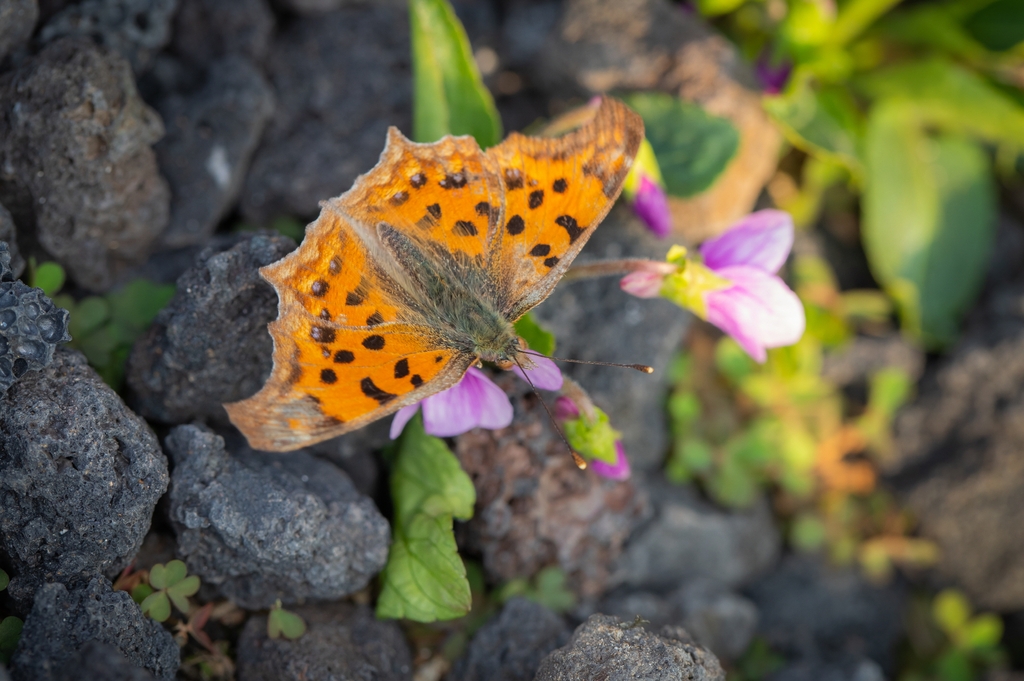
[[699, 210, 805, 362], [390, 357, 562, 439], [632, 175, 672, 238], [553, 396, 631, 481], [590, 441, 631, 480]]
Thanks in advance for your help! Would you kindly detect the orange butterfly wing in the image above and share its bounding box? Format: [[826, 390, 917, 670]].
[[224, 207, 471, 451], [485, 99, 644, 319], [225, 98, 643, 451]]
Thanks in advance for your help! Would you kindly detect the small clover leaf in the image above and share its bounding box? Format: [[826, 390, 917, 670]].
[[268, 600, 306, 640], [0, 568, 9, 591], [140, 560, 200, 622], [0, 616, 23, 665]]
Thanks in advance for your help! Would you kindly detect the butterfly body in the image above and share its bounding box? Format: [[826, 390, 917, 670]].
[[226, 97, 643, 451]]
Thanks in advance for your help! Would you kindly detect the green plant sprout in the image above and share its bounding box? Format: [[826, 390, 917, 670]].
[[900, 589, 1007, 681], [28, 259, 176, 389], [0, 568, 22, 666], [139, 560, 201, 623], [667, 251, 936, 580], [267, 600, 307, 640], [728, 638, 786, 681], [494, 566, 578, 615]]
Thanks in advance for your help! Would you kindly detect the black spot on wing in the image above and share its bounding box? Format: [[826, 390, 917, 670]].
[[362, 335, 385, 350], [320, 369, 337, 384], [506, 215, 525, 235], [361, 377, 397, 404], [528, 190, 544, 209], [366, 311, 384, 326], [505, 168, 524, 190], [311, 326, 335, 344], [427, 203, 441, 219], [553, 178, 567, 193], [555, 215, 584, 243], [410, 173, 427, 189], [530, 244, 551, 257], [311, 279, 329, 297], [394, 358, 409, 378], [453, 220, 478, 237]]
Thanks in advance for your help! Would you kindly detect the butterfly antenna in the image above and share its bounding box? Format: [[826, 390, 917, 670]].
[[512, 356, 588, 470], [521, 349, 653, 374]]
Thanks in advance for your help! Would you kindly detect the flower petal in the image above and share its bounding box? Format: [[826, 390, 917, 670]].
[[632, 175, 672, 238], [700, 210, 794, 273], [421, 367, 513, 437], [704, 265, 805, 363], [511, 355, 563, 391], [554, 396, 580, 421], [620, 270, 664, 299], [389, 404, 420, 439], [590, 441, 631, 480]]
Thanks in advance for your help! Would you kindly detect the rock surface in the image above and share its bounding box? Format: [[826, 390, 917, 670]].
[[455, 374, 648, 599], [0, 348, 168, 611], [0, 38, 169, 292], [616, 478, 780, 592], [39, 0, 178, 74], [154, 57, 274, 247], [889, 275, 1024, 610], [0, 0, 37, 65], [236, 602, 412, 681], [165, 424, 391, 609], [449, 597, 570, 681], [168, 0, 274, 72], [9, 578, 178, 681], [0, 206, 25, 279], [126, 232, 294, 424], [240, 1, 411, 223], [0, 275, 70, 394], [534, 614, 725, 681], [746, 556, 904, 672], [57, 641, 160, 681], [531, 206, 690, 474]]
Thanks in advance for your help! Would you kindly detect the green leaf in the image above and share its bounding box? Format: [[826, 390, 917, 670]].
[[964, 0, 1024, 52], [856, 58, 1024, 150], [714, 337, 757, 384], [149, 563, 169, 590], [140, 591, 171, 622], [763, 79, 862, 173], [935, 649, 973, 681], [531, 567, 577, 614], [695, 0, 746, 18], [167, 575, 200, 613], [827, 0, 904, 47], [964, 613, 1003, 650], [0, 568, 8, 592], [130, 583, 153, 604], [0, 616, 23, 664], [410, 0, 501, 147], [107, 280, 175, 333], [790, 513, 827, 552], [622, 93, 739, 198], [31, 261, 66, 297], [514, 312, 556, 357], [270, 216, 306, 243], [933, 589, 972, 635], [867, 367, 912, 416], [562, 407, 620, 465], [862, 101, 996, 347], [268, 606, 307, 640], [69, 297, 111, 339], [376, 416, 476, 622]]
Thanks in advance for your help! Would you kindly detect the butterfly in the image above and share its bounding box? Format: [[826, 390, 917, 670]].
[[225, 97, 644, 451]]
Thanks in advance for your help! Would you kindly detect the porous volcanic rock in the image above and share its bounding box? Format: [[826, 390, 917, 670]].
[[168, 0, 273, 72], [0, 0, 37, 64], [0, 263, 69, 394]]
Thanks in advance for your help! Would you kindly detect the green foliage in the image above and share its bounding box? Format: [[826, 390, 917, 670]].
[[763, 77, 862, 173], [623, 92, 740, 198], [410, 0, 501, 147], [28, 259, 66, 297], [267, 600, 307, 640], [963, 0, 1024, 51], [0, 616, 22, 665], [562, 406, 620, 465], [0, 568, 8, 592], [140, 560, 201, 623], [900, 589, 1006, 681], [495, 566, 577, 614], [44, 272, 175, 389], [729, 638, 786, 681], [514, 312, 556, 357], [377, 415, 476, 622]]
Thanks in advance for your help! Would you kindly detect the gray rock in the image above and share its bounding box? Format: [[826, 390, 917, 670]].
[[598, 582, 757, 663], [236, 602, 412, 681], [531, 205, 691, 474], [241, 1, 411, 223], [39, 0, 178, 74], [820, 334, 925, 388], [0, 0, 37, 65], [449, 597, 570, 681], [0, 664, 7, 681], [766, 657, 886, 681], [57, 641, 159, 681], [0, 277, 70, 393], [165, 424, 391, 609], [534, 614, 725, 681], [126, 233, 294, 424], [272, 0, 361, 14], [0, 38, 169, 292], [169, 0, 274, 72], [0, 205, 25, 279], [8, 578, 178, 681], [888, 275, 1024, 610], [746, 556, 904, 671], [616, 478, 780, 592], [0, 348, 169, 611], [155, 57, 274, 248], [455, 375, 649, 599]]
